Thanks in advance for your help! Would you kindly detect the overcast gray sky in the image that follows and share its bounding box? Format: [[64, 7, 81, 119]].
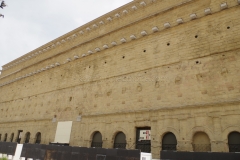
[[0, 0, 132, 69]]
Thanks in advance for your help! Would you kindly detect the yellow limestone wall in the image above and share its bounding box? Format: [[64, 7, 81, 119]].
[[0, 0, 240, 158]]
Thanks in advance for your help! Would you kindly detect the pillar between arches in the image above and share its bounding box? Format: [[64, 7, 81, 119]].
[[29, 138, 34, 144], [102, 139, 111, 148], [177, 140, 193, 151], [126, 140, 134, 150], [151, 140, 160, 159], [85, 140, 91, 148], [211, 141, 228, 152]]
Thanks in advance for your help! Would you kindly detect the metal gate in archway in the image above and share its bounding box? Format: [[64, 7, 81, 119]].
[[136, 127, 151, 153]]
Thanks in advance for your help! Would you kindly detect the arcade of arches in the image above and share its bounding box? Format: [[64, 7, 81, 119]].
[[0, 130, 240, 153], [0, 126, 240, 153], [0, 132, 41, 144]]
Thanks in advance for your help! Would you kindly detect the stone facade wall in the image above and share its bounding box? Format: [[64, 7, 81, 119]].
[[0, 0, 240, 158]]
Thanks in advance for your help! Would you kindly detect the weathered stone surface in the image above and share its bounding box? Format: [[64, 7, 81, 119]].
[[0, 0, 240, 158]]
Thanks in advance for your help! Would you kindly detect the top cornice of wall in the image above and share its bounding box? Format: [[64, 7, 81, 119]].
[[2, 0, 152, 70], [1, 0, 239, 84]]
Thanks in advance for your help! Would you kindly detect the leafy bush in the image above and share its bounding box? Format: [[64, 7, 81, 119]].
[[0, 157, 8, 160]]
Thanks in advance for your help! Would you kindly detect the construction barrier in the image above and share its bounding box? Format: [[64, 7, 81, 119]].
[[160, 151, 240, 160], [0, 142, 141, 160]]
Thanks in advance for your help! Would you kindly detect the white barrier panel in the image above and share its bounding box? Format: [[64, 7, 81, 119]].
[[13, 144, 23, 160], [20, 157, 25, 160], [27, 158, 33, 160], [141, 152, 152, 160], [54, 121, 73, 144], [0, 153, 2, 158], [8, 155, 13, 159]]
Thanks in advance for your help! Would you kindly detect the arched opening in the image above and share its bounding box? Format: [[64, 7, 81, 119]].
[[24, 132, 31, 143], [4, 133, 7, 142], [10, 133, 14, 142], [0, 134, 2, 141], [228, 131, 240, 152], [162, 132, 177, 151], [91, 131, 103, 148], [192, 132, 211, 152], [114, 132, 126, 149], [35, 132, 41, 144]]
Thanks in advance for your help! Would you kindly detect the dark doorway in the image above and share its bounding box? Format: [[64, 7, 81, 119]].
[[0, 134, 2, 141], [91, 131, 103, 148], [162, 132, 177, 151], [114, 132, 127, 149], [17, 130, 23, 143], [4, 133, 7, 142], [10, 133, 14, 142], [25, 132, 31, 143], [35, 132, 41, 144], [228, 132, 240, 152], [136, 127, 151, 153]]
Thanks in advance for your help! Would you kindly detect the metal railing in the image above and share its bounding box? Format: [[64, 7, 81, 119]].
[[229, 144, 240, 152], [35, 140, 41, 144], [91, 142, 103, 148], [113, 143, 126, 149], [193, 144, 211, 152], [136, 143, 151, 153], [162, 144, 177, 151], [25, 139, 29, 143]]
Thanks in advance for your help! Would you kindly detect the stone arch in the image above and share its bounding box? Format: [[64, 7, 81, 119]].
[[113, 132, 127, 149], [111, 127, 129, 141], [222, 126, 240, 143], [91, 131, 103, 148], [35, 132, 41, 144], [110, 127, 132, 149], [162, 132, 177, 151], [89, 127, 104, 140], [192, 132, 211, 152], [228, 131, 240, 152], [24, 132, 31, 143], [189, 126, 214, 142], [159, 127, 180, 143]]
